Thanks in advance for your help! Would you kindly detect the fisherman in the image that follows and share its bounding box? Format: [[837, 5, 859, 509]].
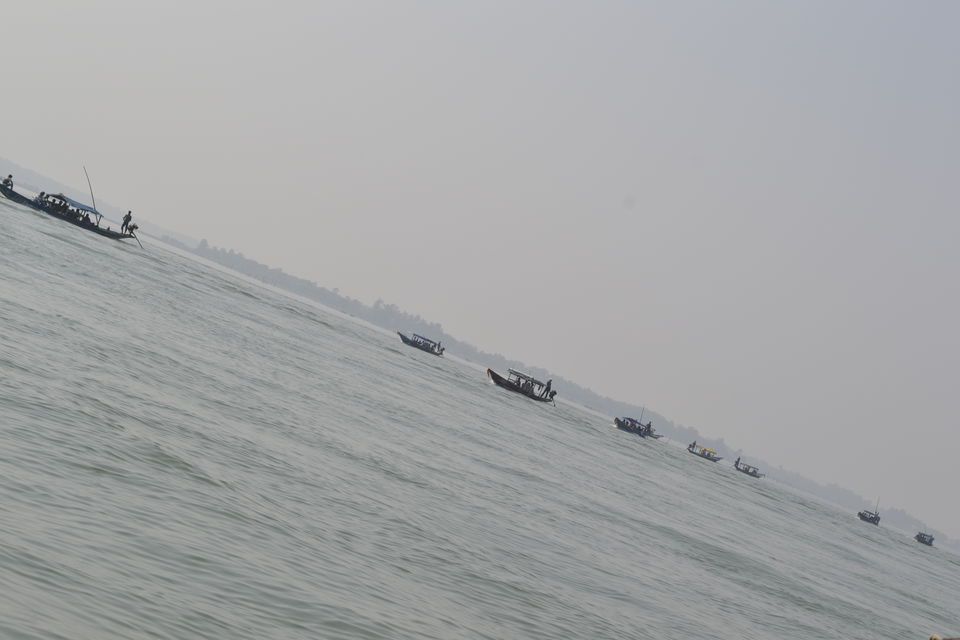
[[541, 379, 552, 398], [121, 211, 133, 234], [735, 456, 741, 467], [1, 174, 12, 188], [128, 222, 139, 235]]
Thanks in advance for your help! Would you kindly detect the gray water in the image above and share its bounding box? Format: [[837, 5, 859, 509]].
[[0, 196, 956, 639]]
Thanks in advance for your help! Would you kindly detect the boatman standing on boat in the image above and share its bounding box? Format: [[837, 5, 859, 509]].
[[541, 379, 552, 398], [121, 211, 133, 234]]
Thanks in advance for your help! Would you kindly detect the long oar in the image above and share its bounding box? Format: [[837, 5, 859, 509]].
[[131, 230, 144, 249]]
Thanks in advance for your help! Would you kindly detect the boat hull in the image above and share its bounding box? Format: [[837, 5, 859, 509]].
[[687, 447, 722, 462], [487, 368, 553, 403], [857, 511, 880, 526], [398, 332, 442, 356]]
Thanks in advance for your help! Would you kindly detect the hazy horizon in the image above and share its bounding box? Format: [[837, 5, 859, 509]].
[[4, 1, 958, 536]]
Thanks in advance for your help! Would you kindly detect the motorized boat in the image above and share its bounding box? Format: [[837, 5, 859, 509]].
[[487, 368, 555, 404]]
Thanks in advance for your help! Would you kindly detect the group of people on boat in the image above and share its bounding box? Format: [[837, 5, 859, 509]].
[[1, 174, 139, 238], [30, 191, 137, 234], [34, 192, 90, 224]]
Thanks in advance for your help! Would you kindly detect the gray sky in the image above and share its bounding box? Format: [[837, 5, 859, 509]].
[[4, 1, 959, 535]]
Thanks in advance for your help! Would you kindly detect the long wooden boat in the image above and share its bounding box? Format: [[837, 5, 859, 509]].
[[614, 416, 661, 438], [487, 368, 556, 404], [734, 457, 765, 478], [687, 442, 722, 462], [614, 417, 646, 436], [397, 331, 444, 356], [914, 531, 934, 546], [1, 186, 136, 241]]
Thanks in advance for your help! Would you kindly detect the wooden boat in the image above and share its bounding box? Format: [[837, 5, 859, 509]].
[[734, 457, 765, 478], [397, 331, 444, 356], [687, 442, 722, 462], [614, 416, 661, 438], [915, 531, 934, 546], [857, 499, 881, 526], [487, 368, 556, 404], [615, 416, 645, 436], [1, 186, 137, 241]]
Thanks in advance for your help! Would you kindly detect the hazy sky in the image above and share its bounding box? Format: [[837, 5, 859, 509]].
[[4, 1, 959, 535]]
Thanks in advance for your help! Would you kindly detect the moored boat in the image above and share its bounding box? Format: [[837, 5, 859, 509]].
[[915, 531, 934, 546], [687, 442, 722, 462], [734, 457, 765, 478], [487, 368, 556, 403], [398, 331, 444, 356]]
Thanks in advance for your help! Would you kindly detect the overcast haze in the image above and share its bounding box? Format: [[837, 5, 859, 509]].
[[4, 1, 959, 536]]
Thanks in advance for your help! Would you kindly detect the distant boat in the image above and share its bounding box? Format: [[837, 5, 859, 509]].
[[487, 368, 555, 404], [915, 531, 934, 546], [615, 417, 645, 436], [687, 442, 722, 462], [733, 457, 765, 478], [857, 499, 881, 526], [397, 331, 444, 356], [614, 415, 662, 438], [1, 185, 137, 241]]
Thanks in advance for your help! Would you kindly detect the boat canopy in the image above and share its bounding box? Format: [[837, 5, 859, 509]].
[[412, 334, 438, 346], [508, 369, 544, 385], [48, 193, 100, 215], [698, 447, 718, 454]]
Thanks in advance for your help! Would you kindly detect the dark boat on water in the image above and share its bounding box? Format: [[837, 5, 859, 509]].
[[687, 442, 722, 462], [733, 457, 765, 478], [915, 531, 934, 546], [397, 331, 444, 356], [614, 416, 661, 438], [1, 185, 138, 242], [857, 499, 881, 526], [487, 368, 556, 404]]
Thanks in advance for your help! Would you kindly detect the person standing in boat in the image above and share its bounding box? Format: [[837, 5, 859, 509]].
[[1, 174, 12, 188], [121, 211, 133, 234], [540, 379, 552, 398]]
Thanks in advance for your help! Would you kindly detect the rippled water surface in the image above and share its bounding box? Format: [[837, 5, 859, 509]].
[[1, 197, 957, 639]]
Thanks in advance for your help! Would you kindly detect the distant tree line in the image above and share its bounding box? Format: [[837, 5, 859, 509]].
[[163, 235, 960, 553]]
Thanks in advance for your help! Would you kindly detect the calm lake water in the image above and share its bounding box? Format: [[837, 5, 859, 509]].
[[1, 196, 957, 639]]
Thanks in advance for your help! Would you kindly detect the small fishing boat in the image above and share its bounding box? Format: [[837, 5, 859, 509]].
[[734, 457, 765, 478], [614, 415, 661, 438], [857, 499, 881, 526], [614, 416, 646, 436], [397, 331, 444, 356], [1, 185, 137, 242], [487, 368, 556, 404], [915, 531, 934, 546], [687, 442, 722, 462]]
